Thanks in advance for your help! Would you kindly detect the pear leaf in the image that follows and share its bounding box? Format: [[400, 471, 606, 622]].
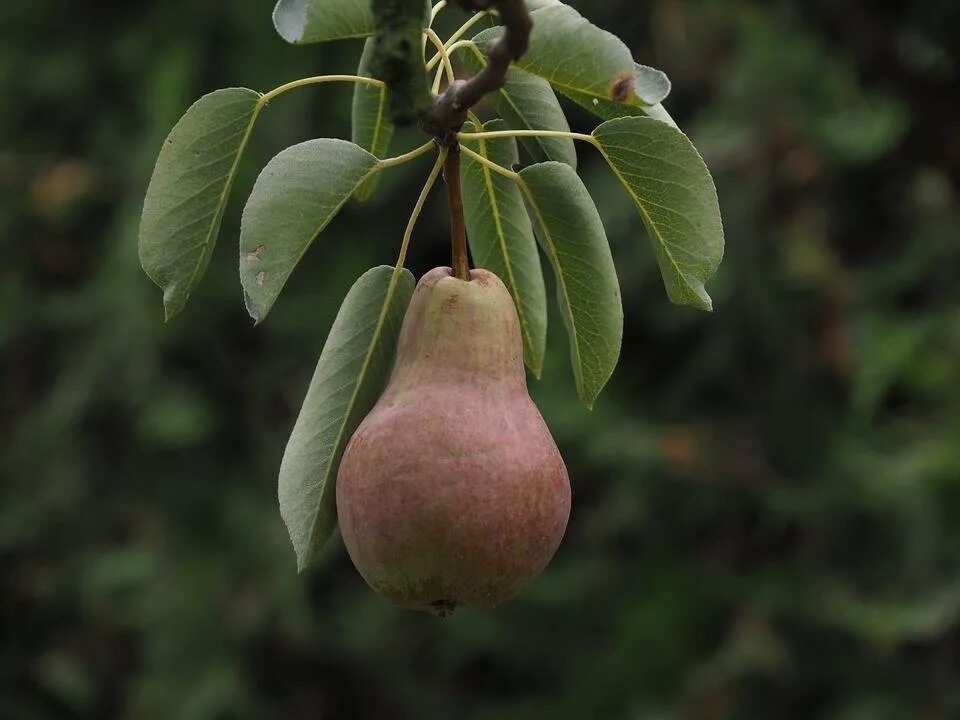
[[474, 5, 670, 108], [279, 265, 415, 571], [273, 0, 431, 44], [518, 162, 623, 408], [239, 139, 380, 323], [139, 88, 261, 320], [593, 116, 724, 311]]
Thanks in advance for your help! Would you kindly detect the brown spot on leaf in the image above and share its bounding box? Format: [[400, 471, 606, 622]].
[[256, 271, 266, 287], [246, 244, 266, 262], [611, 75, 634, 103]]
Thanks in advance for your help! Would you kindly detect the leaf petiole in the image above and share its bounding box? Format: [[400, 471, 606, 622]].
[[377, 140, 438, 171], [425, 13, 490, 72], [461, 111, 520, 181], [424, 2, 449, 56], [430, 0, 448, 25], [459, 143, 519, 182], [458, 128, 599, 147], [258, 75, 384, 107], [439, 39, 475, 65], [424, 28, 456, 92], [394, 147, 448, 272]]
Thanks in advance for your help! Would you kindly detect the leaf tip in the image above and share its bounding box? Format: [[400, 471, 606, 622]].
[[668, 285, 715, 313], [688, 287, 714, 313], [162, 298, 184, 323], [243, 290, 263, 326], [577, 383, 600, 412]]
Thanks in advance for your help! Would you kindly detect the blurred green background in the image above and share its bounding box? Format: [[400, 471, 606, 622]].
[[2, 1, 959, 718]]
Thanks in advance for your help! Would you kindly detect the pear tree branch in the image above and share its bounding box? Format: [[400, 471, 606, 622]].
[[420, 0, 532, 145]]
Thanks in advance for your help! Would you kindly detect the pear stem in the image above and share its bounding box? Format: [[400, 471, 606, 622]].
[[444, 145, 471, 281]]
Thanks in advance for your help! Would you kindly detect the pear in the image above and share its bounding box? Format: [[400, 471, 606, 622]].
[[336, 267, 570, 615]]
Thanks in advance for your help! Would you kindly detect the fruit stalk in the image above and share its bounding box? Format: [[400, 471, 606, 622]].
[[443, 146, 470, 280]]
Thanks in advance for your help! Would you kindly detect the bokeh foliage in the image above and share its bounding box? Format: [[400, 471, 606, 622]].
[[2, 1, 959, 718]]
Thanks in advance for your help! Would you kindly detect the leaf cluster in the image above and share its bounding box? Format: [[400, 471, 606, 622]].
[[137, 0, 725, 569]]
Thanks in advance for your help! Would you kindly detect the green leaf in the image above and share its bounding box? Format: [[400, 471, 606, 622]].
[[352, 38, 394, 200], [279, 265, 416, 571], [456, 44, 576, 167], [518, 162, 623, 408], [139, 88, 261, 321], [475, 5, 670, 107], [273, 0, 431, 44], [273, 0, 373, 43], [240, 139, 380, 323], [557, 64, 679, 129], [460, 121, 548, 376], [593, 116, 724, 311]]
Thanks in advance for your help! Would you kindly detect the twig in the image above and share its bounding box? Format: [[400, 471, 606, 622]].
[[420, 0, 532, 145]]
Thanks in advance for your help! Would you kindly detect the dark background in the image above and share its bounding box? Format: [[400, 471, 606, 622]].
[[2, 1, 960, 718]]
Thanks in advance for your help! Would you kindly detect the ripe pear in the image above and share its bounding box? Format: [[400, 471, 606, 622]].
[[336, 267, 570, 615]]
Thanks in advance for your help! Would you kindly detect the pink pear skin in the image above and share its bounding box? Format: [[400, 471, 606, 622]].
[[336, 267, 570, 615]]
